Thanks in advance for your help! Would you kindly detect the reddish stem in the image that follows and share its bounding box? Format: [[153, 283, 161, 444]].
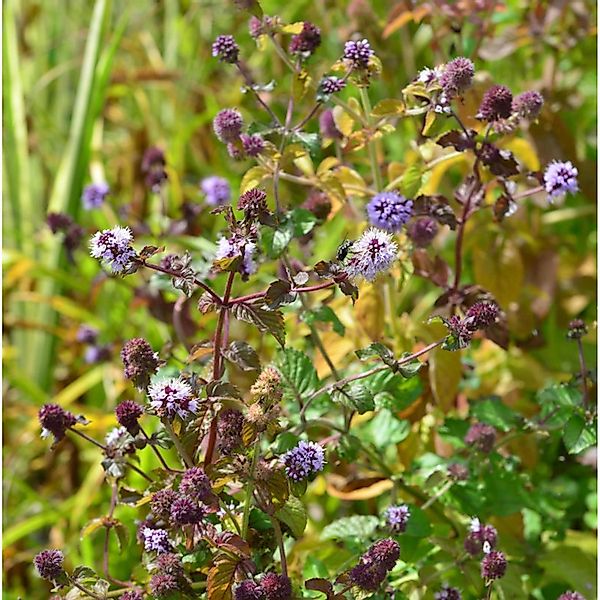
[[228, 280, 335, 306]]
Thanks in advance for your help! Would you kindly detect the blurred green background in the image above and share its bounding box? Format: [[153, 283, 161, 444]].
[[3, 0, 596, 598]]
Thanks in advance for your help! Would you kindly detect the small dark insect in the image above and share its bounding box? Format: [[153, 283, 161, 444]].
[[336, 239, 354, 262]]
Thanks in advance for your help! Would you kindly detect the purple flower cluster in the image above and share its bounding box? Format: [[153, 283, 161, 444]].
[[142, 527, 172, 554], [481, 550, 507, 580], [169, 495, 204, 526], [120, 591, 144, 600], [434, 585, 462, 600], [142, 146, 168, 191], [215, 234, 258, 277], [567, 318, 588, 340], [558, 592, 586, 600], [151, 489, 179, 520], [439, 57, 475, 97], [408, 217, 438, 247], [543, 160, 579, 200], [148, 377, 198, 420], [179, 467, 213, 503], [213, 109, 244, 143], [121, 338, 161, 390], [385, 504, 411, 533], [464, 423, 497, 454], [89, 226, 136, 273], [343, 39, 374, 68], [281, 440, 325, 482], [349, 538, 400, 591], [33, 549, 64, 580], [345, 228, 399, 281], [115, 400, 144, 435], [512, 90, 544, 120], [149, 573, 179, 598], [217, 409, 244, 455], [319, 76, 346, 96], [477, 85, 513, 121], [288, 22, 321, 56], [235, 574, 292, 600], [76, 325, 98, 344], [366, 191, 413, 232], [238, 188, 268, 220], [241, 133, 265, 157], [212, 34, 239, 63], [81, 182, 110, 210], [201, 176, 231, 206], [39, 404, 76, 442], [464, 518, 498, 555]]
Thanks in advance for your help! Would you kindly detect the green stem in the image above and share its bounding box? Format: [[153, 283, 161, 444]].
[[241, 440, 261, 540], [359, 87, 382, 191]]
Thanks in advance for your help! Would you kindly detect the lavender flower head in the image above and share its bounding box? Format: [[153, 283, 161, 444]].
[[366, 191, 413, 232], [481, 550, 507, 580], [235, 580, 265, 600], [212, 34, 239, 63], [435, 585, 462, 600], [121, 337, 161, 390], [512, 90, 543, 120], [76, 324, 98, 344], [260, 573, 292, 600], [170, 496, 204, 525], [82, 182, 110, 210], [89, 226, 136, 273], [345, 228, 399, 281], [385, 504, 411, 533], [544, 160, 579, 201], [558, 592, 586, 600], [115, 400, 144, 435], [464, 302, 499, 331], [39, 404, 76, 441], [241, 133, 265, 157], [213, 108, 244, 143], [349, 539, 400, 591], [148, 377, 198, 420], [149, 573, 180, 598], [439, 57, 475, 96], [477, 85, 513, 121], [179, 467, 212, 503], [142, 527, 172, 554], [319, 76, 346, 96], [201, 176, 231, 206], [33, 549, 64, 580], [151, 488, 179, 520], [282, 440, 325, 481], [417, 65, 444, 86], [343, 39, 374, 69], [84, 344, 111, 364], [215, 235, 258, 277], [238, 188, 268, 219]]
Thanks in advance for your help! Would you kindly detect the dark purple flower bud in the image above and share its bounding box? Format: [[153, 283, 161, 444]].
[[481, 550, 507, 580], [115, 400, 144, 435], [385, 504, 411, 533], [238, 188, 268, 219], [477, 85, 513, 121], [149, 573, 180, 598], [170, 496, 204, 525], [366, 191, 413, 232], [319, 109, 343, 140], [288, 22, 321, 56], [235, 580, 265, 600], [241, 133, 265, 157], [151, 489, 179, 520], [121, 338, 161, 390], [367, 538, 401, 570], [302, 190, 332, 222], [260, 573, 292, 600], [282, 440, 325, 482], [46, 212, 73, 233], [120, 590, 144, 600], [439, 57, 475, 97], [82, 182, 110, 210], [248, 16, 264, 38], [319, 76, 346, 96], [33, 549, 64, 580], [218, 409, 244, 455], [558, 592, 586, 600], [84, 344, 111, 364], [212, 35, 239, 63], [76, 325, 98, 344], [349, 539, 400, 591], [435, 585, 462, 600], [156, 552, 185, 579], [179, 467, 212, 503], [64, 223, 84, 255], [39, 404, 76, 442], [213, 109, 244, 143], [464, 423, 497, 453], [142, 147, 166, 173], [544, 160, 579, 200], [567, 318, 588, 340], [447, 463, 469, 481], [343, 39, 374, 68], [349, 562, 387, 591], [464, 302, 499, 331], [408, 217, 438, 247], [145, 169, 168, 192], [512, 90, 543, 120]]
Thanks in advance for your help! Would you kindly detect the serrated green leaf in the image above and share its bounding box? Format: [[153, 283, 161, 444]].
[[275, 495, 307, 537], [321, 515, 379, 541], [275, 348, 319, 402], [563, 415, 597, 454]]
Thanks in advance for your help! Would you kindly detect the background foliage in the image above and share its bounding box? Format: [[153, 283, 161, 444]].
[[2, 0, 597, 599]]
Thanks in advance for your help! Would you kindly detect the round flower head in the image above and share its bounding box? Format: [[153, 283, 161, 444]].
[[179, 467, 212, 503], [236, 580, 265, 600], [142, 527, 172, 554], [170, 496, 204, 526], [39, 403, 76, 442], [544, 160, 579, 200], [201, 176, 231, 206], [47, 212, 73, 233], [142, 147, 166, 172], [212, 34, 239, 63], [241, 133, 265, 157], [288, 22, 321, 56], [385, 504, 411, 533], [89, 226, 136, 273], [81, 182, 110, 210], [558, 592, 586, 600], [155, 552, 185, 580], [282, 440, 325, 482], [218, 409, 244, 455], [250, 367, 283, 400], [215, 235, 258, 277], [238, 188, 268, 219], [151, 489, 179, 520], [435, 585, 462, 600], [512, 90, 543, 120], [481, 550, 507, 580], [33, 549, 64, 580], [148, 377, 198, 420], [213, 109, 243, 144], [84, 344, 111, 364], [319, 76, 346, 96], [464, 302, 499, 331], [319, 109, 343, 140], [408, 217, 438, 247], [477, 85, 513, 121], [121, 338, 161, 390], [366, 191, 413, 232], [343, 39, 374, 68], [76, 324, 98, 344], [464, 518, 498, 555], [260, 573, 292, 600], [150, 573, 180, 598], [115, 400, 144, 435], [448, 463, 469, 481], [439, 57, 475, 96], [464, 423, 497, 453], [349, 539, 400, 591], [567, 318, 588, 340], [345, 228, 399, 282], [120, 591, 144, 600]]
